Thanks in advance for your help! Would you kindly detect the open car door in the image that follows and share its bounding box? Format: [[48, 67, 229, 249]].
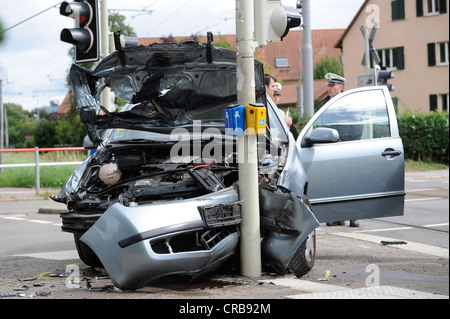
[[297, 86, 405, 223]]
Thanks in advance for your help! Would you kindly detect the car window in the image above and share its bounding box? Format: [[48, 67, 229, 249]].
[[313, 89, 391, 141], [267, 98, 289, 144]]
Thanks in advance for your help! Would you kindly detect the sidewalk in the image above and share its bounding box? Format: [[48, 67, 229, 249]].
[[0, 170, 448, 213]]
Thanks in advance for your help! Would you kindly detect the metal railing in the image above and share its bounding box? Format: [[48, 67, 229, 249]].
[[0, 147, 85, 195]]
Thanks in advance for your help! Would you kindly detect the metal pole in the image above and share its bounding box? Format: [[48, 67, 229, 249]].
[[34, 147, 40, 195], [236, 0, 261, 278], [0, 79, 3, 172], [363, 27, 371, 75], [302, 0, 314, 117], [100, 0, 113, 112], [297, 28, 304, 119]]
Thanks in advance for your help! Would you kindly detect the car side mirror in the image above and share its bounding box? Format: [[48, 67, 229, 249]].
[[83, 135, 96, 150], [308, 128, 340, 144]]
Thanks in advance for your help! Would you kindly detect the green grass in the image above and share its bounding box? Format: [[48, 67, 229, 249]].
[[405, 159, 448, 172], [0, 151, 87, 188]]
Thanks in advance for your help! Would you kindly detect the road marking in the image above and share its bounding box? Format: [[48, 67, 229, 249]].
[[332, 232, 449, 258], [1, 216, 28, 221], [260, 276, 448, 299], [354, 226, 413, 233], [28, 219, 54, 224], [13, 250, 79, 261], [405, 197, 444, 202], [286, 285, 448, 299], [424, 223, 449, 228], [1, 215, 60, 226]]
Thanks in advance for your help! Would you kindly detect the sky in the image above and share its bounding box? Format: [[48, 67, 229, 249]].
[[0, 0, 364, 111]]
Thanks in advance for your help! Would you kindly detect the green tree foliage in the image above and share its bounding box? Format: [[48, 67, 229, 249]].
[[109, 12, 137, 37], [34, 119, 58, 148], [313, 55, 343, 80], [4, 103, 36, 147], [398, 111, 449, 164], [0, 19, 4, 43]]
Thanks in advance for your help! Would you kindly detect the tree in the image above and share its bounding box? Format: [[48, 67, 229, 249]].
[[313, 55, 343, 80], [0, 18, 4, 44], [109, 12, 137, 37]]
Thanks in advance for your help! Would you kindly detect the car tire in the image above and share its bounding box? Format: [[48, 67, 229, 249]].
[[73, 233, 103, 268], [287, 230, 316, 277], [287, 195, 316, 277]]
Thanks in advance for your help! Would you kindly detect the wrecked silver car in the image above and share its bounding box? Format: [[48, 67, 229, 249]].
[[55, 41, 405, 290]]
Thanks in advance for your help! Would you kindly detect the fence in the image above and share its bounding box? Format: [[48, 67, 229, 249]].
[[0, 147, 85, 195]]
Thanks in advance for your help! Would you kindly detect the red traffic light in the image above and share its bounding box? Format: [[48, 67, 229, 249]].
[[60, 1, 92, 27], [59, 0, 99, 63]]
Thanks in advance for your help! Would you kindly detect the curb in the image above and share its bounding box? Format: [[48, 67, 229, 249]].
[[38, 205, 67, 214]]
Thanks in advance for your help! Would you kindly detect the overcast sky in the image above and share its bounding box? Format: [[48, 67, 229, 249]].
[[0, 0, 364, 111]]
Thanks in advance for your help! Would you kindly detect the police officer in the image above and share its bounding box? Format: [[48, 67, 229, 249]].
[[322, 73, 359, 227], [322, 73, 345, 106]]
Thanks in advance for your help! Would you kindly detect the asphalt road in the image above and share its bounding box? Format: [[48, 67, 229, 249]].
[[0, 170, 448, 303]]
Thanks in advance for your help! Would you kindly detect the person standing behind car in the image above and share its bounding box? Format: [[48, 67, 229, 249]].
[[322, 73, 345, 106], [322, 73, 359, 227], [264, 74, 298, 139]]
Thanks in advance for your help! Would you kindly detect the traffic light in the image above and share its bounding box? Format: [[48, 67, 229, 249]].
[[60, 0, 99, 63], [378, 69, 395, 91], [254, 0, 301, 47]]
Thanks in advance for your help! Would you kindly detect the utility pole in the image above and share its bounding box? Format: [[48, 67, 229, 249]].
[[235, 0, 261, 278], [302, 0, 314, 117], [0, 78, 3, 172], [100, 0, 113, 111]]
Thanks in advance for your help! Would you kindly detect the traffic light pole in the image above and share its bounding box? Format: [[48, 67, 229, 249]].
[[100, 0, 113, 112], [236, 0, 261, 278]]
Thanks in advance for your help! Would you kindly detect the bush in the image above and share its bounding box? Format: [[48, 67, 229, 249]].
[[398, 111, 449, 164]]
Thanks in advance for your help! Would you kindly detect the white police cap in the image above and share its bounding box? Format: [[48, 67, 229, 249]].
[[325, 73, 345, 85]]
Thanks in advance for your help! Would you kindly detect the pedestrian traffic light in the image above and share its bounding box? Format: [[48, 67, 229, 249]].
[[378, 69, 395, 91], [60, 0, 99, 63], [254, 0, 301, 47]]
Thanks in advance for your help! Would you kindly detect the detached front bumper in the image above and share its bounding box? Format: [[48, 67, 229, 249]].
[[81, 186, 240, 290]]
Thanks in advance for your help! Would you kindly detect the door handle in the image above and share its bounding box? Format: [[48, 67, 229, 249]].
[[382, 149, 402, 157]]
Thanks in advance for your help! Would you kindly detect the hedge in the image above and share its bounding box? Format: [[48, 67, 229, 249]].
[[293, 110, 449, 164], [397, 111, 449, 164]]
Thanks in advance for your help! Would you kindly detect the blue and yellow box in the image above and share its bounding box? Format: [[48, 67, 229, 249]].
[[224, 104, 246, 135], [245, 103, 266, 135]]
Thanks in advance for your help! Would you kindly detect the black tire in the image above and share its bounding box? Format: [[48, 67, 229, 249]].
[[73, 233, 103, 268], [287, 230, 316, 277], [287, 195, 316, 277]]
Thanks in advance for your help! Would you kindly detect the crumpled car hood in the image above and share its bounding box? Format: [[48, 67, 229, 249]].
[[70, 42, 265, 146]]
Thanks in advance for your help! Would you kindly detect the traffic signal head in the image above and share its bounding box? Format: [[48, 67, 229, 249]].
[[255, 0, 301, 47], [60, 0, 99, 63], [378, 69, 395, 91]]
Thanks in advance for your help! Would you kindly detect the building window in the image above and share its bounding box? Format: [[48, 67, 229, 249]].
[[441, 94, 449, 113], [438, 42, 449, 65], [430, 94, 438, 111], [275, 57, 290, 68], [417, 0, 447, 16], [377, 47, 404, 70], [428, 42, 449, 66], [427, 0, 440, 14], [392, 0, 405, 20]]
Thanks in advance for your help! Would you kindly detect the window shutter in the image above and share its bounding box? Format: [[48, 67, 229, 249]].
[[416, 0, 423, 16], [396, 47, 405, 70], [399, 0, 405, 19], [428, 43, 436, 66], [439, 0, 447, 13], [430, 95, 438, 111], [392, 1, 399, 20], [392, 0, 405, 20]]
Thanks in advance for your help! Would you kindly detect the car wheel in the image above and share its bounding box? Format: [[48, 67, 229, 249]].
[[287, 230, 316, 277], [73, 233, 103, 268]]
